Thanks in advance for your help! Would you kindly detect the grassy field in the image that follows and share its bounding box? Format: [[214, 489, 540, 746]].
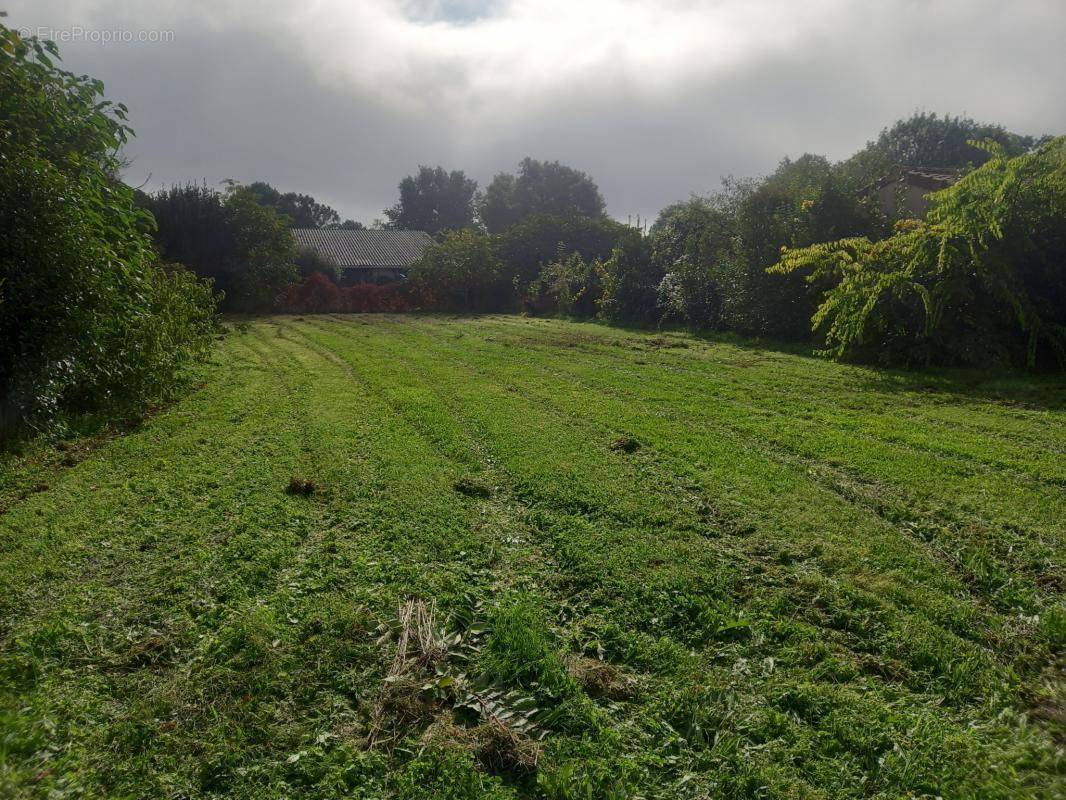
[[2, 315, 1064, 799]]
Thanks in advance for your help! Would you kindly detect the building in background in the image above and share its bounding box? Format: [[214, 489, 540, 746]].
[[292, 229, 435, 284]]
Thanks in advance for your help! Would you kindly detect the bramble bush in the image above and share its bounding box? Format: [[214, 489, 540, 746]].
[[0, 18, 218, 438], [277, 273, 412, 313]]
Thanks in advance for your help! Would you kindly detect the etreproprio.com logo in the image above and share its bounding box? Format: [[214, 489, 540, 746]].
[[17, 26, 175, 44]]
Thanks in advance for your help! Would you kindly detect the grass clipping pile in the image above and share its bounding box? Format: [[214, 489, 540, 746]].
[[365, 598, 543, 773]]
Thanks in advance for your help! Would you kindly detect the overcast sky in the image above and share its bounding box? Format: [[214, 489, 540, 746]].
[[8, 0, 1066, 224]]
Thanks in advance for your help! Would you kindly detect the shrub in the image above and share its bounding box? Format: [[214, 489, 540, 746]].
[[492, 213, 629, 288], [141, 182, 297, 312], [596, 235, 659, 323], [276, 273, 412, 313], [652, 197, 732, 326], [771, 138, 1066, 368], [408, 230, 510, 312], [526, 250, 601, 317], [0, 23, 217, 437], [277, 272, 342, 313]]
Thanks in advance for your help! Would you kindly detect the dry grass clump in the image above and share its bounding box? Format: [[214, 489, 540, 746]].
[[567, 656, 635, 700], [366, 599, 450, 748], [420, 717, 541, 772], [388, 598, 450, 675], [285, 475, 323, 497], [609, 435, 640, 454], [367, 598, 544, 771]]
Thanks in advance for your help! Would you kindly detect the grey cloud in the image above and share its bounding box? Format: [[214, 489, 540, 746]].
[[6, 0, 1065, 224]]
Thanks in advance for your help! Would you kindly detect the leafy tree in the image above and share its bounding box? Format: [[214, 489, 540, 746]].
[[384, 166, 479, 235], [481, 158, 607, 233], [408, 230, 508, 311], [842, 112, 1044, 191], [241, 181, 361, 229], [295, 247, 339, 281], [143, 183, 297, 311], [771, 138, 1066, 369], [492, 213, 630, 288], [334, 218, 365, 230], [225, 186, 299, 310], [650, 158, 876, 337], [528, 250, 602, 317], [0, 18, 217, 436], [243, 181, 341, 227], [652, 196, 736, 326]]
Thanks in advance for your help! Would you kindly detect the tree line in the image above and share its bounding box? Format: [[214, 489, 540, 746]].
[[4, 12, 1063, 442], [381, 115, 1063, 370]]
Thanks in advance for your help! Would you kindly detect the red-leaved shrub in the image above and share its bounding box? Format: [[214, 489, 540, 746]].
[[278, 272, 414, 313]]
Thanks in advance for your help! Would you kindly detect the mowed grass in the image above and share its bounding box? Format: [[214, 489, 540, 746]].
[[2, 314, 1065, 799]]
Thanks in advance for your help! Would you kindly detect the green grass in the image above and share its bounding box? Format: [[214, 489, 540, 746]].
[[1, 314, 1064, 799]]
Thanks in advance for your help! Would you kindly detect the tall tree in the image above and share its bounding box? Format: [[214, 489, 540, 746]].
[[383, 166, 479, 235], [841, 112, 1045, 190], [142, 183, 296, 311], [481, 157, 607, 233], [242, 181, 361, 229]]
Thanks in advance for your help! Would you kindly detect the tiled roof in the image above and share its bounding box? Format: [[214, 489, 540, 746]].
[[291, 228, 436, 269], [860, 166, 962, 195]]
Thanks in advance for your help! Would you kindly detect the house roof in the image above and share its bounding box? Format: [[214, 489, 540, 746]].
[[859, 166, 961, 196], [292, 228, 435, 269]]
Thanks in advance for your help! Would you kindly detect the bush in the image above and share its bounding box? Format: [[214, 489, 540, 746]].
[[408, 230, 510, 312], [771, 138, 1066, 368], [652, 197, 733, 326], [596, 235, 659, 323], [492, 213, 629, 288], [526, 250, 601, 317], [140, 182, 297, 312], [277, 273, 412, 313], [0, 23, 217, 437]]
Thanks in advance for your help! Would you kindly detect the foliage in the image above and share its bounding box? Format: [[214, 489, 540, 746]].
[[871, 111, 1040, 170], [595, 234, 660, 323], [277, 272, 411, 313], [492, 213, 630, 288], [384, 165, 479, 235], [481, 158, 607, 233], [242, 180, 361, 229], [295, 246, 339, 281], [652, 196, 735, 326], [772, 138, 1066, 368], [408, 230, 510, 311], [225, 185, 300, 311], [649, 158, 878, 338], [841, 111, 1044, 191], [527, 250, 601, 317], [393, 748, 511, 800], [143, 182, 297, 311], [0, 18, 217, 437]]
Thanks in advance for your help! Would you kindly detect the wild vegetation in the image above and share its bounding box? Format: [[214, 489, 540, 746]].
[[0, 18, 217, 440], [350, 114, 1064, 371], [774, 138, 1066, 369], [2, 315, 1063, 798]]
